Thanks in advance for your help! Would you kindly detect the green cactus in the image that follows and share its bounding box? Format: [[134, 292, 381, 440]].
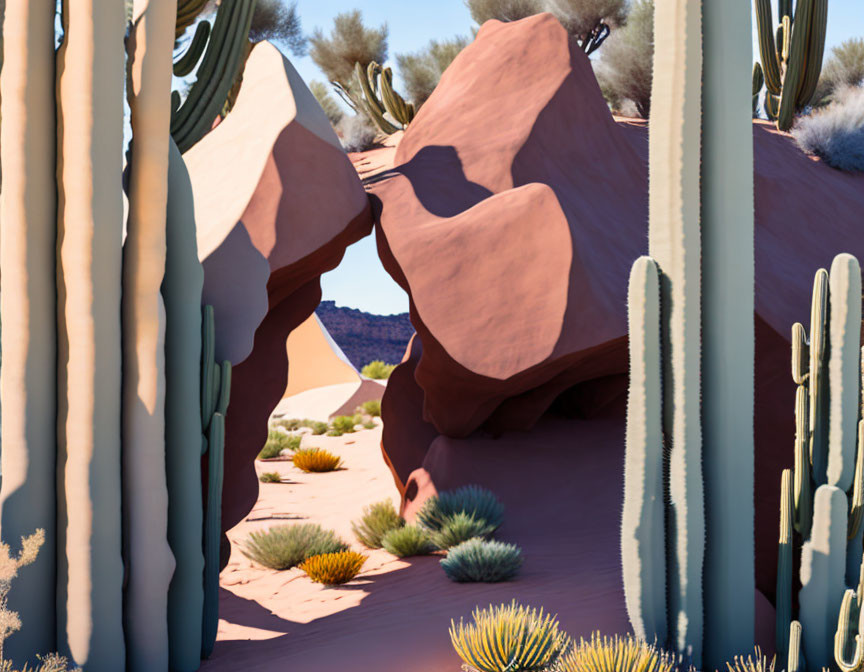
[[174, 20, 211, 77], [200, 306, 232, 659], [176, 0, 210, 39], [835, 570, 864, 672], [353, 61, 415, 135], [171, 0, 258, 153], [621, 257, 666, 645], [753, 62, 765, 116], [754, 0, 828, 131]]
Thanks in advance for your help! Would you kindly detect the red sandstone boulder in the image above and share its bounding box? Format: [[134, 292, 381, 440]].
[[185, 41, 372, 560], [370, 14, 864, 606]]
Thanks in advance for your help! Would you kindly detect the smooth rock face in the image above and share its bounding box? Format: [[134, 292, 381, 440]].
[[369, 14, 864, 605], [186, 41, 372, 561]]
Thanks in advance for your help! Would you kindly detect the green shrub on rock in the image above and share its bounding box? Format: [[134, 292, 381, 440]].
[[440, 538, 523, 582], [351, 500, 403, 548], [416, 485, 504, 532]]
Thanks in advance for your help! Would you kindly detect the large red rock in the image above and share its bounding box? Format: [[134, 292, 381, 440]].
[[185, 41, 373, 562], [369, 13, 864, 614]]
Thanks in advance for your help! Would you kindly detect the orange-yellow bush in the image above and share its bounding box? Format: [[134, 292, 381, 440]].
[[300, 551, 367, 585], [292, 447, 341, 473]]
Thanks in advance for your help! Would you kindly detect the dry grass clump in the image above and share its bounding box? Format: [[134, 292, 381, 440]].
[[361, 360, 395, 379], [558, 633, 681, 672], [242, 524, 348, 570], [351, 500, 403, 548], [258, 429, 301, 459], [793, 85, 864, 172], [440, 538, 522, 583], [300, 551, 367, 585], [292, 447, 342, 473], [258, 472, 282, 484], [381, 525, 435, 557]]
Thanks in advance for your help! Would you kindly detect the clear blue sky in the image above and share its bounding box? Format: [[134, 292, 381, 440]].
[[294, 0, 863, 316]]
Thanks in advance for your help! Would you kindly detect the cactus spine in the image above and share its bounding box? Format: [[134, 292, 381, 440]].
[[621, 257, 666, 644], [0, 0, 59, 663], [622, 0, 755, 665], [754, 0, 828, 130]]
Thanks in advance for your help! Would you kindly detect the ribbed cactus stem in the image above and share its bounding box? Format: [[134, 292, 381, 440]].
[[810, 268, 830, 484], [800, 484, 850, 668], [173, 20, 211, 77], [835, 589, 864, 672], [788, 621, 804, 672], [622, 256, 667, 644], [792, 322, 809, 385], [827, 254, 862, 491], [777, 469, 795, 661], [851, 422, 864, 540], [795, 385, 814, 537]]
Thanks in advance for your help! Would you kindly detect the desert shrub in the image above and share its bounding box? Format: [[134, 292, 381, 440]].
[[331, 415, 361, 434], [430, 512, 496, 550], [0, 653, 82, 671], [466, 0, 543, 24], [308, 421, 329, 435], [338, 113, 379, 152], [360, 399, 382, 417], [593, 0, 653, 118], [351, 500, 404, 548], [362, 420, 376, 430], [249, 0, 306, 56], [793, 86, 864, 172], [300, 551, 367, 585], [558, 633, 681, 672], [381, 525, 436, 557], [258, 429, 300, 459], [242, 524, 348, 570], [276, 418, 303, 431], [310, 80, 344, 127], [258, 472, 282, 484], [416, 485, 505, 532], [276, 418, 330, 435], [361, 360, 395, 379], [308, 10, 388, 105], [815, 38, 864, 106], [440, 538, 522, 582], [396, 37, 470, 107], [292, 447, 342, 473], [449, 600, 570, 672]]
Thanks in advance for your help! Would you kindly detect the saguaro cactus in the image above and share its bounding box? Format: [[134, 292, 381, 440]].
[[622, 0, 755, 666], [754, 0, 828, 130], [0, 1, 59, 664]]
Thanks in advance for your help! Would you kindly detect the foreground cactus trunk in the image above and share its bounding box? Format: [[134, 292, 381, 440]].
[[622, 0, 755, 665], [0, 1, 58, 663], [54, 0, 127, 668], [122, 0, 178, 668]]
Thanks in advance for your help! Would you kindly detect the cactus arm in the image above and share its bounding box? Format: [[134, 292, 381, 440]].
[[800, 484, 850, 669], [621, 256, 667, 644], [201, 411, 225, 658], [173, 19, 211, 77], [851, 422, 864, 540], [792, 322, 809, 385], [810, 268, 831, 483], [176, 0, 208, 38], [754, 0, 782, 95], [795, 385, 814, 537], [753, 62, 764, 116], [797, 0, 828, 106], [777, 469, 795, 662], [776, 0, 815, 130], [835, 589, 864, 672], [788, 620, 805, 672], [827, 254, 862, 492]]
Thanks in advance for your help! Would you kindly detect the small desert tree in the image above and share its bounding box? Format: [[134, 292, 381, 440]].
[[466, 0, 544, 24], [310, 80, 345, 127], [396, 36, 470, 108], [814, 38, 864, 107], [248, 0, 307, 56], [309, 10, 388, 111], [593, 0, 653, 118]]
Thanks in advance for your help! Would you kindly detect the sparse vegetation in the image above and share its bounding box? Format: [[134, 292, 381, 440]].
[[396, 37, 470, 108], [430, 512, 496, 550], [248, 0, 307, 55], [275, 418, 329, 435], [292, 447, 342, 473], [328, 414, 361, 436], [258, 472, 282, 484], [361, 360, 395, 379], [793, 85, 864, 172], [466, 0, 543, 24], [381, 525, 436, 557], [337, 113, 379, 152], [360, 399, 382, 417], [416, 485, 505, 532], [440, 538, 522, 582], [310, 80, 345, 127], [449, 601, 570, 671], [242, 524, 348, 570], [300, 551, 367, 585], [593, 0, 653, 118], [814, 38, 864, 107], [724, 649, 775, 672], [258, 429, 301, 459], [351, 500, 404, 548], [557, 633, 681, 672]]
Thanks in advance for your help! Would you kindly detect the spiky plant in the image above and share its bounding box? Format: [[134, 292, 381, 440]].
[[557, 633, 681, 672], [242, 524, 348, 570], [351, 500, 404, 549], [449, 601, 570, 672], [431, 512, 496, 550], [300, 551, 367, 585], [292, 448, 342, 473], [258, 472, 282, 484], [381, 525, 435, 558], [416, 485, 505, 532], [440, 538, 522, 583], [725, 648, 776, 672]]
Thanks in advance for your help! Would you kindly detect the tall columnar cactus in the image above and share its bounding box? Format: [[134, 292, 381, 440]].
[[753, 62, 764, 116], [773, 255, 864, 671], [755, 0, 828, 131], [354, 61, 416, 135], [622, 0, 755, 666], [170, 0, 257, 152], [0, 0, 59, 664], [201, 305, 232, 659], [54, 0, 128, 668]]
